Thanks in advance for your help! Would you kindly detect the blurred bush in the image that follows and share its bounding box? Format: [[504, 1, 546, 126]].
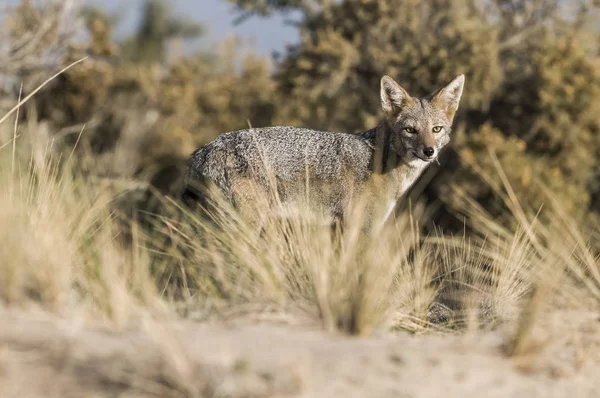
[[1, 0, 599, 235]]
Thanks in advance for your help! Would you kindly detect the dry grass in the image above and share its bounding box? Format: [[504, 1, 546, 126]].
[[0, 121, 159, 323], [141, 147, 599, 341], [0, 93, 599, 397], [1, 113, 599, 332]]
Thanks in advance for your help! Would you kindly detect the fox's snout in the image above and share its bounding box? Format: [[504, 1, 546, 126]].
[[415, 131, 438, 160], [422, 146, 435, 159]]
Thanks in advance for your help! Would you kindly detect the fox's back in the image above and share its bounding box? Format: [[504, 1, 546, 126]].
[[183, 126, 375, 218], [186, 126, 373, 188]]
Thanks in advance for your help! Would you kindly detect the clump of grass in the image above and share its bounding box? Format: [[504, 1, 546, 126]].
[[148, 149, 599, 338], [147, 180, 443, 334], [451, 151, 600, 353], [0, 122, 159, 322], [0, 56, 166, 322]]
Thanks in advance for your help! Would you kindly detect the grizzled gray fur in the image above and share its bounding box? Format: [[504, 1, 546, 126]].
[[182, 74, 465, 227]]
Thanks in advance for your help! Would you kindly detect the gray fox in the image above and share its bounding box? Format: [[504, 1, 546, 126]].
[[182, 74, 464, 227]]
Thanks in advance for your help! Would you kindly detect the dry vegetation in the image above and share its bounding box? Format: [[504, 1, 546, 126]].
[[2, 115, 599, 397], [0, 0, 600, 397]]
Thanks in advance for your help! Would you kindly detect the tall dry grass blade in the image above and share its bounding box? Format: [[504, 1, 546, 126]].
[[487, 148, 541, 248], [0, 57, 87, 127], [11, 83, 22, 179]]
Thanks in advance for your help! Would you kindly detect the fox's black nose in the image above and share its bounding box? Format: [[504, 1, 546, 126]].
[[423, 146, 435, 158]]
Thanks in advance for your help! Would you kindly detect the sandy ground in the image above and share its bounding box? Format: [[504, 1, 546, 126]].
[[1, 308, 599, 398]]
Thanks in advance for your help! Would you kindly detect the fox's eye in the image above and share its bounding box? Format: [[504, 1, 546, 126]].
[[403, 127, 416, 134], [432, 126, 443, 133]]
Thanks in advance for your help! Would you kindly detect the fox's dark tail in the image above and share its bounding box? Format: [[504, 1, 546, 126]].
[[179, 176, 214, 215], [180, 186, 216, 217], [180, 185, 202, 208]]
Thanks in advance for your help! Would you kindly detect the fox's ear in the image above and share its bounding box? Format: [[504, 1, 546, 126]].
[[381, 75, 413, 116], [431, 74, 465, 122]]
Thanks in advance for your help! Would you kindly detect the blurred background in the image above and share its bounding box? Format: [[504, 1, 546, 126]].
[[1, 0, 599, 234]]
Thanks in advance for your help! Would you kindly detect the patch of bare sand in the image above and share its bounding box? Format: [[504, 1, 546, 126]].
[[0, 308, 599, 398]]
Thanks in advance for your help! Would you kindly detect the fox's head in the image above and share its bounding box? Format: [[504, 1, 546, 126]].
[[380, 74, 465, 163]]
